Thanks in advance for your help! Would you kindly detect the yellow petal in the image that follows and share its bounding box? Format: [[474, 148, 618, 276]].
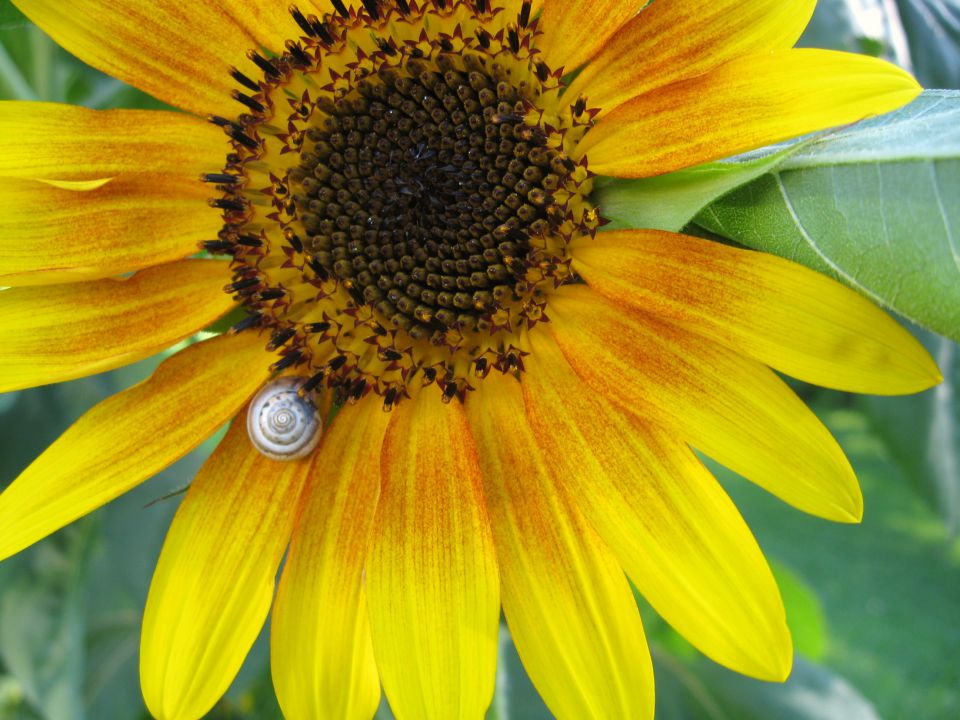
[[141, 415, 311, 720], [9, 3, 307, 116], [467, 372, 655, 719], [0, 176, 219, 286], [271, 399, 391, 720], [0, 332, 271, 563], [566, 0, 816, 114], [0, 261, 235, 392], [548, 287, 863, 522], [0, 104, 223, 285], [366, 393, 500, 719], [538, 0, 638, 72], [522, 333, 793, 681], [577, 49, 921, 178], [572, 230, 941, 394], [0, 102, 223, 183]]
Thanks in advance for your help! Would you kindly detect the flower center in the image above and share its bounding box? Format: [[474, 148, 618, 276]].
[[206, 0, 600, 408], [297, 60, 564, 337]]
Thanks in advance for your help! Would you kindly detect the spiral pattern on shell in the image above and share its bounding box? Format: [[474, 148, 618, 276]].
[[246, 377, 322, 461]]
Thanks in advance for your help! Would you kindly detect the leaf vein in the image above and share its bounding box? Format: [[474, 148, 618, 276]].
[[929, 159, 960, 275], [773, 173, 889, 307]]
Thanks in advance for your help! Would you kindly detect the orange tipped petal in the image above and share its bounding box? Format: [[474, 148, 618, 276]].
[[0, 103, 224, 285], [9, 2, 313, 116], [522, 333, 793, 681], [0, 102, 223, 183], [271, 399, 391, 720], [566, 0, 816, 114], [366, 393, 500, 719], [0, 176, 217, 286], [468, 372, 655, 719], [0, 332, 271, 563], [572, 230, 941, 394], [548, 286, 863, 523], [537, 0, 638, 73], [0, 261, 235, 392], [140, 416, 312, 720], [578, 49, 921, 178]]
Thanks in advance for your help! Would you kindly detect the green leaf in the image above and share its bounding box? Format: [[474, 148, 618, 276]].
[[861, 331, 960, 536], [0, 524, 94, 720], [770, 563, 828, 662], [593, 144, 801, 233], [715, 407, 960, 719], [0, 674, 43, 719], [696, 90, 960, 341], [0, 1, 25, 30]]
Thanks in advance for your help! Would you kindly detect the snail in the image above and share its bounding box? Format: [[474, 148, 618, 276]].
[[246, 377, 322, 461]]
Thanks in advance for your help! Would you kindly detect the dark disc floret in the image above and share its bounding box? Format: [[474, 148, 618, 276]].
[[292, 56, 572, 342], [204, 0, 602, 405]]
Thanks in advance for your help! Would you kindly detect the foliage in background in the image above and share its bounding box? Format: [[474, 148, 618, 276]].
[[0, 1, 958, 718]]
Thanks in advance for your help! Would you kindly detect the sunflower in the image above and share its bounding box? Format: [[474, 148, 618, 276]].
[[0, 0, 941, 718]]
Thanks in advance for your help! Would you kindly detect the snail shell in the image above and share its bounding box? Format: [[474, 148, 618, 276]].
[[247, 377, 322, 461]]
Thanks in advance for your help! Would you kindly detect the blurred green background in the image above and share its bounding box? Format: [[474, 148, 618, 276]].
[[1, 1, 958, 718]]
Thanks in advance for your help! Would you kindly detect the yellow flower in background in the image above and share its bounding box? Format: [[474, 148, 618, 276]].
[[0, 0, 941, 719]]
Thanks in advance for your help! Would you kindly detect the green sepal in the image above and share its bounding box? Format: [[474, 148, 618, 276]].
[[592, 143, 803, 234]]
